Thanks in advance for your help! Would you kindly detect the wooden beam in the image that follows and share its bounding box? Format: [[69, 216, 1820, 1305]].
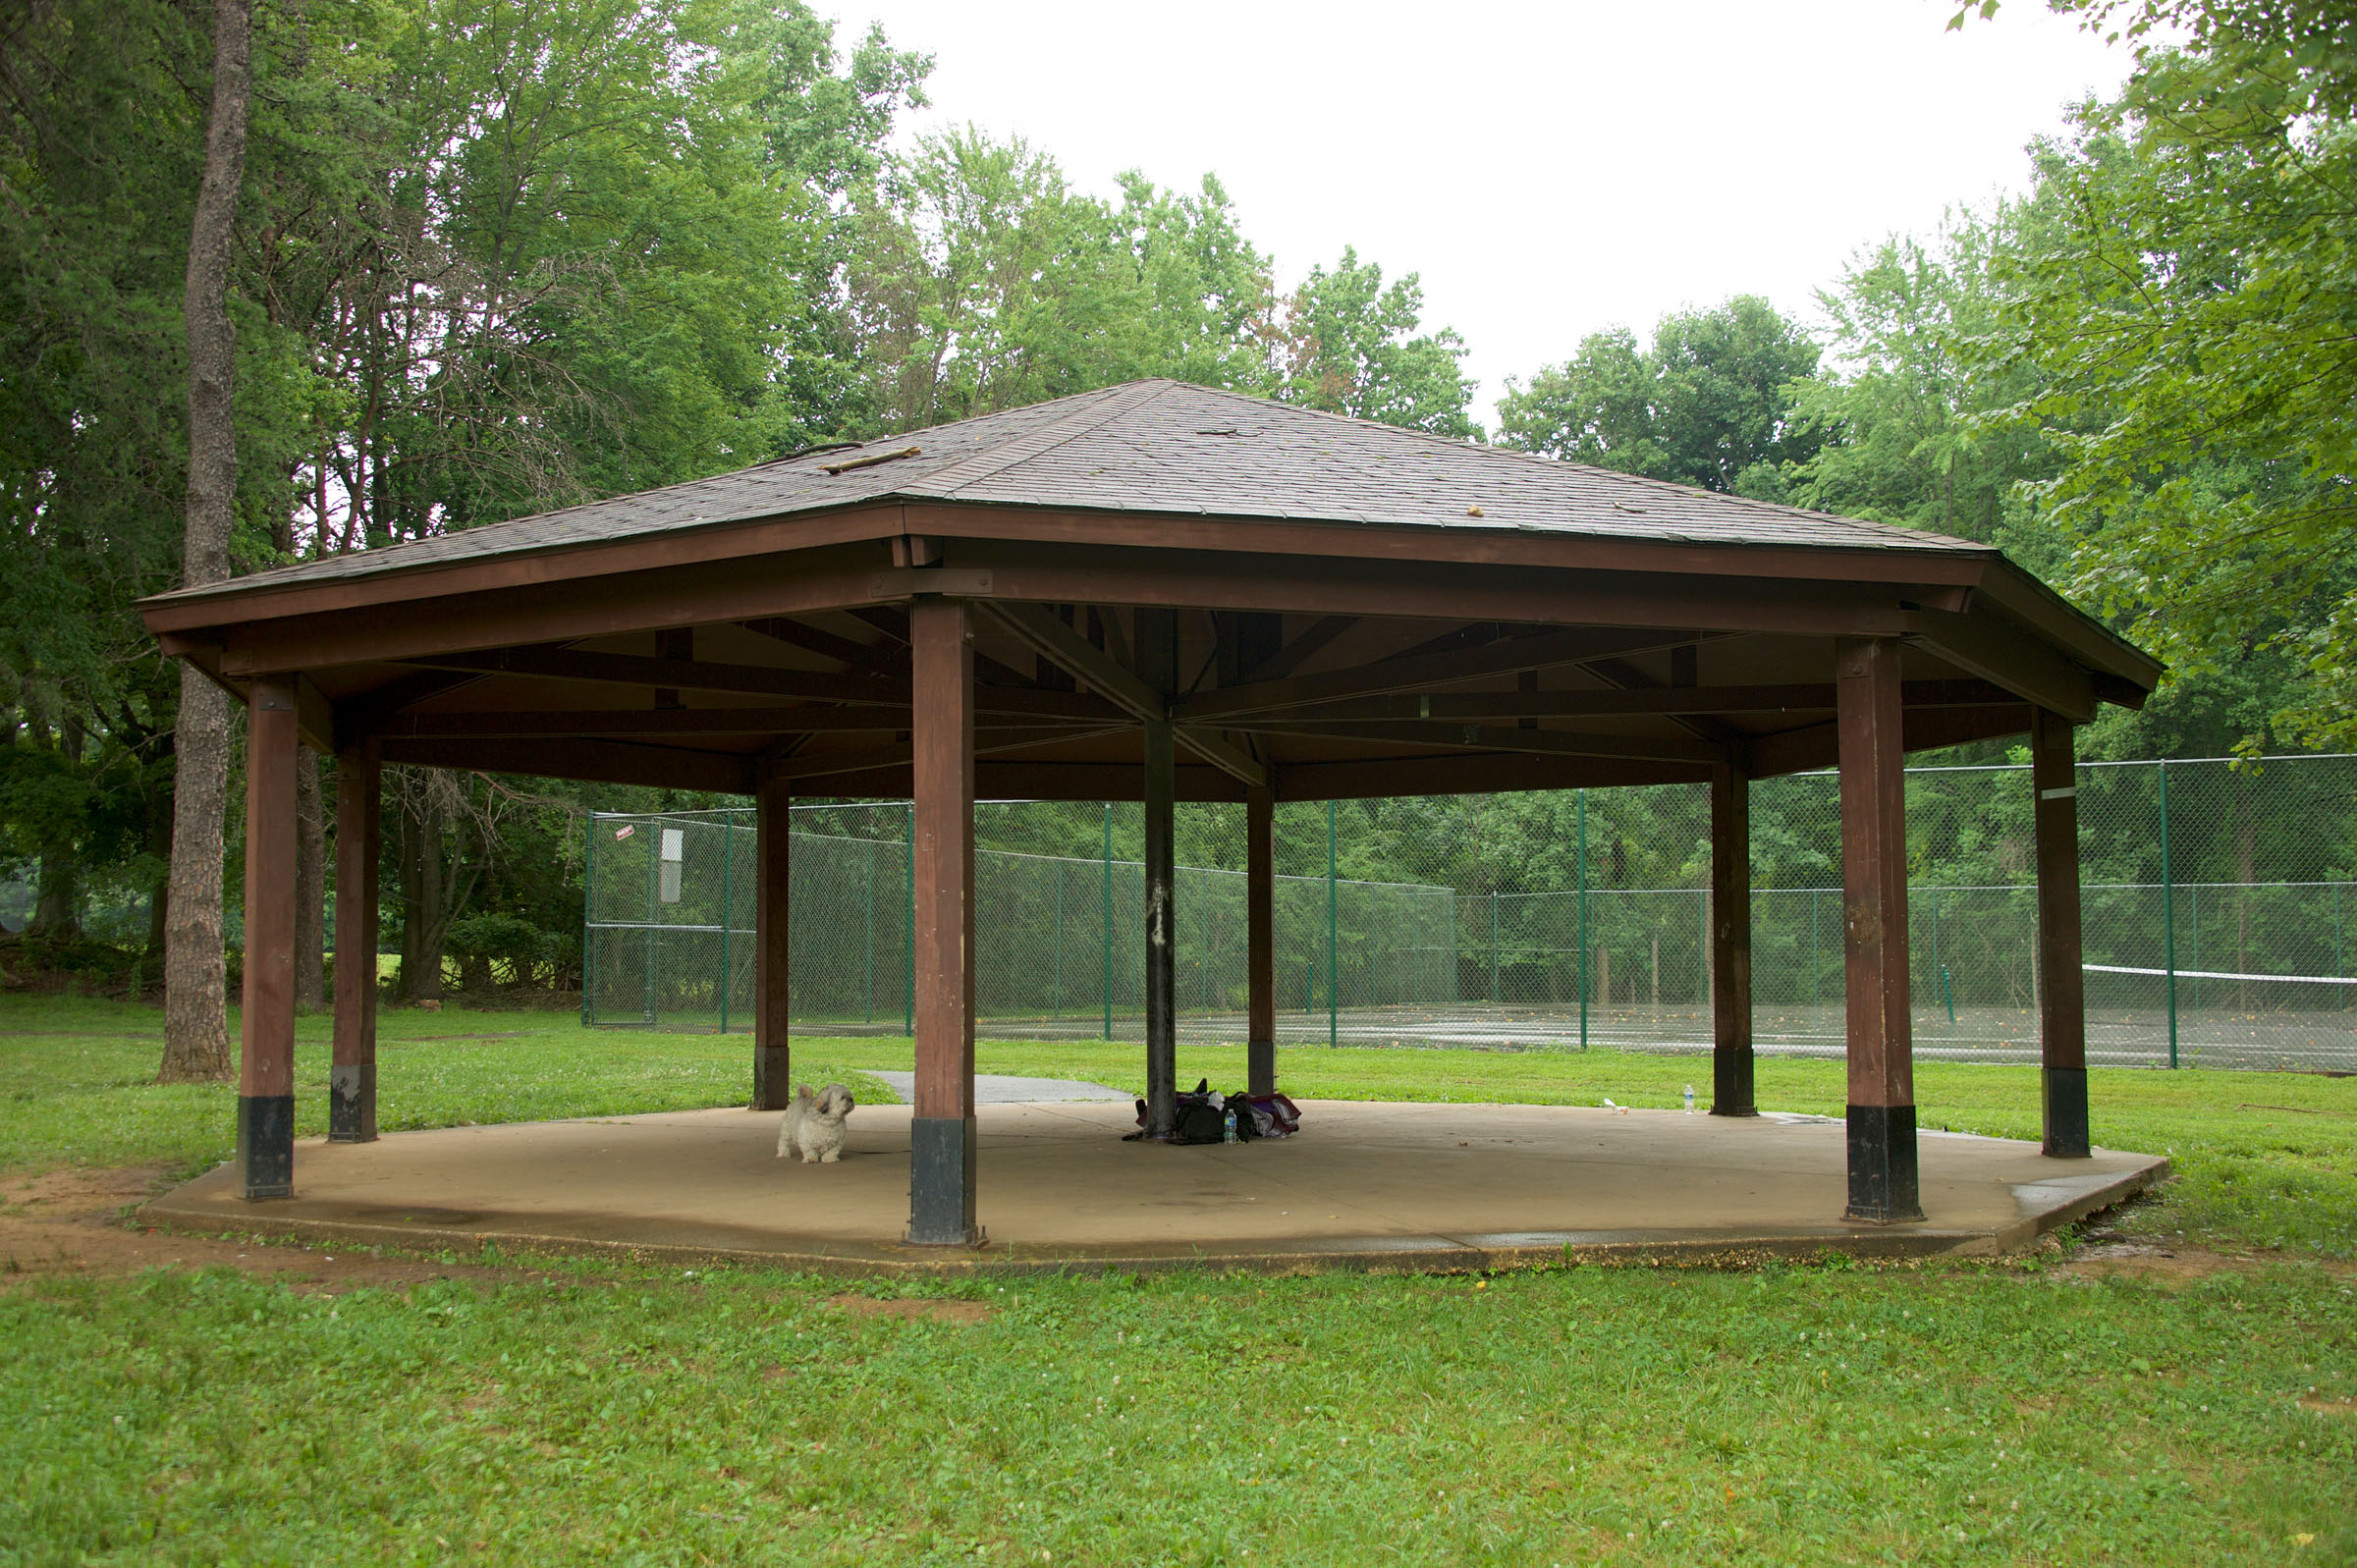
[[394, 645, 909, 706], [293, 676, 336, 755], [193, 535, 1948, 681], [335, 669, 486, 744], [987, 602, 1267, 786], [907, 596, 980, 1246], [1205, 719, 1727, 768], [751, 772, 793, 1112], [964, 551, 1930, 642], [1273, 752, 1712, 800], [1904, 609, 2096, 721], [1743, 703, 2034, 779], [1246, 783, 1276, 1097], [764, 726, 1129, 784], [2032, 707, 2090, 1159], [1250, 615, 1357, 681], [987, 602, 1163, 720], [804, 759, 1251, 803], [1836, 637, 1921, 1224], [1233, 678, 2014, 722], [741, 616, 903, 671], [375, 736, 757, 794], [364, 701, 1114, 739], [1139, 609, 1179, 1141], [142, 504, 908, 636], [848, 601, 1036, 688], [239, 678, 300, 1200], [1583, 652, 1742, 747], [211, 549, 895, 675], [1709, 765, 1755, 1117], [1172, 626, 1697, 722]]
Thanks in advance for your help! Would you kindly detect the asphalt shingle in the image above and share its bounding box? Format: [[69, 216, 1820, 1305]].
[[151, 380, 1988, 606]]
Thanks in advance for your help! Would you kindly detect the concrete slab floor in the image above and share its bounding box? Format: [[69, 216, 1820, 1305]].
[[140, 1102, 2169, 1278]]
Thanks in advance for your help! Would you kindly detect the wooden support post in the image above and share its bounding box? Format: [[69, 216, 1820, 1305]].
[[240, 678, 300, 1198], [329, 738, 380, 1142], [751, 770, 793, 1111], [2032, 707, 2091, 1158], [1836, 637, 1921, 1221], [907, 597, 980, 1245], [1246, 781, 1277, 1096], [1709, 763, 1756, 1116], [1138, 609, 1179, 1139]]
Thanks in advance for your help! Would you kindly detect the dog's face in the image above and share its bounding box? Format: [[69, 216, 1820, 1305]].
[[816, 1086, 855, 1121]]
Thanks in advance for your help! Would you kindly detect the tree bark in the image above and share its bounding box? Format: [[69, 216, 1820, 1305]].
[[32, 855, 81, 937], [160, 0, 253, 1084], [296, 749, 325, 1009], [399, 785, 446, 1001]]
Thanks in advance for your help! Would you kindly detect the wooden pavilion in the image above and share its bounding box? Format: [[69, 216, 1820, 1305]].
[[139, 379, 2161, 1245]]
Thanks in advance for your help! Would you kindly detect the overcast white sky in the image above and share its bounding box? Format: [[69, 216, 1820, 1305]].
[[820, 0, 2134, 427]]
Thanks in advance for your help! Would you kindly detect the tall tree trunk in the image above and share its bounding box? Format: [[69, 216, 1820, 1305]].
[[32, 855, 81, 937], [398, 787, 446, 1001], [159, 0, 254, 1084], [296, 750, 324, 1008]]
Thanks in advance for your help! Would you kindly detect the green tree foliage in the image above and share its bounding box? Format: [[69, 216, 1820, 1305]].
[[1269, 247, 1476, 438], [846, 130, 1278, 428], [1495, 296, 1820, 497], [1786, 214, 2058, 549], [1975, 1, 2357, 750]]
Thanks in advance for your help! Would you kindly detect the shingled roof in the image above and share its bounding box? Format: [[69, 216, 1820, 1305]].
[[151, 379, 1990, 606]]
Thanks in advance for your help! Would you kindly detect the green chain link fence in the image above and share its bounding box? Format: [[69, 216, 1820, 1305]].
[[583, 755, 2357, 1070]]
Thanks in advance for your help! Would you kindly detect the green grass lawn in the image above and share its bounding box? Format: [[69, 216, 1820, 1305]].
[[2, 993, 2352, 1564]]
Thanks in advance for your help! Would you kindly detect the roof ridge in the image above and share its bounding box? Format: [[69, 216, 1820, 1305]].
[[911, 380, 1178, 495]]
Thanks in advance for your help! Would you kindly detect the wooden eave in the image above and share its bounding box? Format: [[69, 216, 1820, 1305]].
[[137, 495, 2156, 802]]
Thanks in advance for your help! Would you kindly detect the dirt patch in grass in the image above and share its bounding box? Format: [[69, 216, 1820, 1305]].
[[0, 1163, 540, 1294], [2297, 1395, 2356, 1418], [826, 1292, 992, 1325], [2060, 1242, 2255, 1283]]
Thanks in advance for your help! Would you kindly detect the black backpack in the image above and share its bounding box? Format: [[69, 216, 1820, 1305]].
[[1130, 1079, 1233, 1144]]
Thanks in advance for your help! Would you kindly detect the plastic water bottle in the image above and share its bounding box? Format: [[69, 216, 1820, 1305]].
[[1223, 1108, 1238, 1143], [1683, 1083, 1696, 1114]]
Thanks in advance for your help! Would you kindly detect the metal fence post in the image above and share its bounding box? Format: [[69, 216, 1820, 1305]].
[[1489, 889, 1500, 1005], [643, 823, 659, 1025], [2160, 760, 2178, 1069], [1327, 798, 1339, 1049], [580, 811, 596, 1027], [1052, 857, 1064, 1021], [1577, 787, 1589, 1052], [718, 817, 734, 1035], [1102, 803, 1114, 1041], [863, 838, 875, 1024], [1929, 889, 1941, 1005], [1697, 886, 1709, 1006], [1808, 889, 1819, 1008]]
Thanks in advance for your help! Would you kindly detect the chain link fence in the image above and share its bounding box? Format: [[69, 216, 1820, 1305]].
[[583, 756, 2357, 1070]]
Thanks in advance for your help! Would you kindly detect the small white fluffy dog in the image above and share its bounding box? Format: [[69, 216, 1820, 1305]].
[[776, 1083, 856, 1163]]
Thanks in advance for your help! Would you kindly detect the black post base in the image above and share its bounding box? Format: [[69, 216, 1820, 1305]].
[[1711, 1050, 1758, 1117], [906, 1115, 983, 1247], [237, 1094, 295, 1200], [1844, 1104, 1923, 1223], [749, 1043, 792, 1112], [327, 1063, 376, 1143], [2042, 1067, 2091, 1159], [1247, 1037, 1276, 1099]]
